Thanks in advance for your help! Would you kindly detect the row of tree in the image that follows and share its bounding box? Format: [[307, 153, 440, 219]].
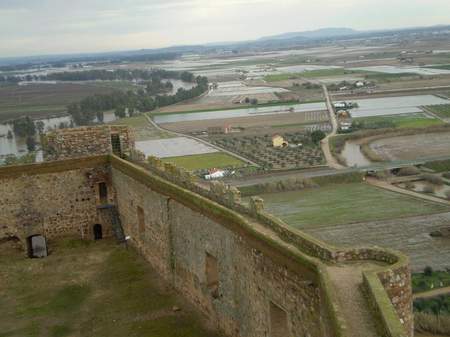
[[1, 68, 197, 84], [68, 75, 209, 125]]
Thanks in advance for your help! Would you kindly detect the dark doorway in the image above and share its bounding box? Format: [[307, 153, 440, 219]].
[[27, 235, 48, 258], [98, 182, 108, 204], [93, 224, 103, 240], [111, 134, 122, 157]]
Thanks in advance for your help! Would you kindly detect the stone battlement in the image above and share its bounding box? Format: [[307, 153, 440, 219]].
[[43, 125, 135, 161]]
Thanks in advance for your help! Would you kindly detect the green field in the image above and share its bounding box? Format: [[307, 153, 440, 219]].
[[353, 113, 444, 129], [426, 104, 450, 118], [0, 239, 219, 337], [162, 152, 246, 171], [264, 68, 358, 82], [257, 183, 450, 229], [0, 82, 134, 122], [110, 114, 172, 141]]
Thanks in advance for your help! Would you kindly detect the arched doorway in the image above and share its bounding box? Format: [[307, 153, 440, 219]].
[[26, 235, 48, 258], [93, 224, 103, 240]]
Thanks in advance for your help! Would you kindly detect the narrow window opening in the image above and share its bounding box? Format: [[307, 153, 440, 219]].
[[137, 206, 145, 235], [270, 302, 289, 337], [98, 182, 108, 204], [111, 133, 122, 157], [205, 252, 219, 299]]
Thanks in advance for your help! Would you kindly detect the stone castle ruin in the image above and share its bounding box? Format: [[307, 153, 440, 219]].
[[0, 126, 413, 337]]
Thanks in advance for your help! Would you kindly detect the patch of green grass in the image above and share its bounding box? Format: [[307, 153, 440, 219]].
[[0, 239, 220, 337], [49, 325, 71, 337], [413, 270, 450, 293], [264, 68, 358, 82], [257, 183, 450, 229], [424, 159, 450, 173], [353, 113, 444, 129], [162, 152, 246, 171], [426, 104, 450, 118]]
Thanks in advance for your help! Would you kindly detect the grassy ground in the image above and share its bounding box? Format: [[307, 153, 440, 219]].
[[110, 114, 172, 141], [264, 69, 358, 82], [257, 183, 450, 229], [413, 270, 450, 293], [426, 105, 450, 118], [0, 83, 127, 122], [353, 113, 444, 129], [162, 152, 246, 171], [0, 238, 220, 337]]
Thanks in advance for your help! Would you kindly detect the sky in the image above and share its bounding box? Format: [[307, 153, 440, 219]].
[[1, 0, 450, 57]]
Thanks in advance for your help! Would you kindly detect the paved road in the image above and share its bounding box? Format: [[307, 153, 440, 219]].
[[145, 114, 260, 167], [331, 85, 450, 98], [320, 84, 346, 170]]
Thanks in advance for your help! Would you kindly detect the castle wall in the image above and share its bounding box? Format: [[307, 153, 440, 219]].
[[0, 157, 113, 244], [44, 125, 134, 161], [112, 166, 330, 337]]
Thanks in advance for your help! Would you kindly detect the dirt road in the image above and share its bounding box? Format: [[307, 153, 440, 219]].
[[414, 286, 450, 300], [320, 84, 346, 169]]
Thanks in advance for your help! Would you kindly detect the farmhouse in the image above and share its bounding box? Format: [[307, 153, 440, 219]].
[[272, 134, 289, 148]]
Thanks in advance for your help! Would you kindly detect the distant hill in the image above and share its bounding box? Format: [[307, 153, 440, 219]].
[[259, 28, 358, 41]]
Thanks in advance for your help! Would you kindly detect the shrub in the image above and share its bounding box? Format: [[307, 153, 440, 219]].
[[424, 266, 434, 276], [397, 166, 420, 176], [443, 172, 450, 179], [423, 184, 436, 194], [405, 182, 415, 190], [422, 173, 444, 185]]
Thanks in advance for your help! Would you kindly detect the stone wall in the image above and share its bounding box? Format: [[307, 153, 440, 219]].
[[0, 154, 413, 337], [112, 165, 330, 337], [44, 125, 134, 161], [0, 157, 114, 245]]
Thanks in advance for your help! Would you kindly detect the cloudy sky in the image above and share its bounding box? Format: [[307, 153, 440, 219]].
[[1, 0, 449, 57]]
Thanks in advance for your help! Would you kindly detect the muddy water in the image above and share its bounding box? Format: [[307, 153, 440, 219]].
[[0, 112, 119, 160], [341, 141, 372, 167]]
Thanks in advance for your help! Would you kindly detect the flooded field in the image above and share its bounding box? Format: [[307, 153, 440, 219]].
[[350, 65, 450, 76], [208, 81, 287, 97], [136, 137, 218, 158], [154, 102, 326, 124], [369, 131, 450, 161], [340, 141, 372, 167], [349, 95, 450, 118], [0, 111, 118, 159]]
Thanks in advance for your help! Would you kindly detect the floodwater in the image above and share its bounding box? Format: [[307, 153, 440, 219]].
[[349, 95, 449, 118], [0, 111, 118, 159], [136, 137, 218, 158], [154, 102, 327, 124], [349, 65, 450, 76], [340, 141, 372, 167], [208, 81, 288, 97]]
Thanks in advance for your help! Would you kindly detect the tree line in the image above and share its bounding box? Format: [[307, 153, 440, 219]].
[[68, 75, 208, 125], [1, 68, 195, 84]]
